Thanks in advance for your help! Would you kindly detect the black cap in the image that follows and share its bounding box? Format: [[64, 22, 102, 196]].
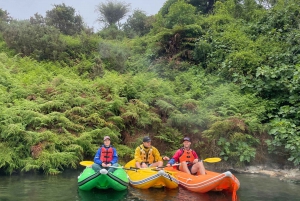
[[183, 137, 191, 142], [143, 136, 151, 142]]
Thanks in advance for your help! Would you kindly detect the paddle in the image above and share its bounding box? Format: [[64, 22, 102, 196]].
[[80, 161, 94, 167], [79, 161, 125, 168], [79, 161, 145, 172], [80, 157, 221, 168], [157, 157, 222, 168], [202, 157, 222, 163], [79, 161, 140, 170], [170, 157, 221, 165]]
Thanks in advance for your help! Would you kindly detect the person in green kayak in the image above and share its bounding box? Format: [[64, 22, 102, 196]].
[[134, 136, 169, 168], [166, 137, 206, 175], [92, 136, 118, 172]]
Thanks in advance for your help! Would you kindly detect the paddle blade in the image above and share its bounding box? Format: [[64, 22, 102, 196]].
[[203, 157, 222, 163], [80, 161, 94, 166]]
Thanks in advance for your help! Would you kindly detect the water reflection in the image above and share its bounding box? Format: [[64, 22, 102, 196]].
[[78, 189, 128, 201], [177, 188, 234, 201], [236, 173, 300, 201], [77, 186, 234, 201], [1, 170, 300, 201], [128, 187, 178, 201], [126, 187, 234, 201]]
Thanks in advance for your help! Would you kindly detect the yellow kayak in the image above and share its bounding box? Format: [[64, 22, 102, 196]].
[[124, 159, 178, 189]]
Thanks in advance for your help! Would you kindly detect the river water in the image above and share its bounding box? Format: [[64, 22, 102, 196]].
[[0, 168, 299, 201]]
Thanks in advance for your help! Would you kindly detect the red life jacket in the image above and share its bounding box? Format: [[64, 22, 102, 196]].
[[179, 149, 195, 163], [100, 146, 113, 163]]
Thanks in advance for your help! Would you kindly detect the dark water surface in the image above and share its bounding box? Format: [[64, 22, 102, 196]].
[[0, 168, 299, 201]]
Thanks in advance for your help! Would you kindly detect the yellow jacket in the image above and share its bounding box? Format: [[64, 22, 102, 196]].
[[134, 144, 162, 164]]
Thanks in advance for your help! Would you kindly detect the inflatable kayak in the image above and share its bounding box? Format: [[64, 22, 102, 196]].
[[164, 167, 239, 195], [78, 165, 129, 191], [124, 159, 178, 189]]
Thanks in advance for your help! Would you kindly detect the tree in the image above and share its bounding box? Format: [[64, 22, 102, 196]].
[[188, 0, 216, 14], [96, 0, 130, 28], [45, 3, 85, 35], [164, 0, 197, 28], [0, 8, 12, 31], [160, 0, 216, 16], [123, 9, 152, 37], [2, 20, 63, 60], [30, 13, 46, 25], [0, 8, 12, 23], [159, 0, 177, 17]]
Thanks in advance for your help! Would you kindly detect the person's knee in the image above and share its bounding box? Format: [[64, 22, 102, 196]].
[[92, 163, 101, 172]]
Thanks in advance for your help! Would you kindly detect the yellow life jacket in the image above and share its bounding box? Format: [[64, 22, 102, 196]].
[[139, 145, 155, 164]]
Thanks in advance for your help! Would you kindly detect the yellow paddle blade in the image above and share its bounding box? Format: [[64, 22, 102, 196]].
[[80, 161, 94, 166], [203, 157, 222, 163]]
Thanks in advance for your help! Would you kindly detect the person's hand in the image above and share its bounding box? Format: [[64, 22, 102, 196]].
[[102, 163, 107, 167], [163, 156, 170, 160], [106, 163, 112, 167], [193, 159, 199, 164], [141, 162, 147, 168], [166, 164, 171, 167]]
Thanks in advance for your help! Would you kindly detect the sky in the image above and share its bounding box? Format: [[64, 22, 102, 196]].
[[0, 0, 166, 31]]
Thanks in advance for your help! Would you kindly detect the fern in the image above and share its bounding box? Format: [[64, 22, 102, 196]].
[[155, 99, 175, 115], [0, 143, 22, 174]]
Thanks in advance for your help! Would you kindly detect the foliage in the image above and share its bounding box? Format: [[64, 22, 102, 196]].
[[98, 40, 130, 72], [159, 0, 178, 17], [2, 0, 300, 173], [98, 24, 125, 40], [2, 20, 63, 60], [96, 0, 131, 28], [194, 0, 300, 166], [0, 8, 12, 32], [163, 0, 197, 29], [193, 40, 212, 64], [155, 127, 183, 156], [187, 0, 216, 14], [45, 3, 85, 35], [0, 8, 11, 23], [160, 0, 216, 16], [266, 118, 300, 166], [204, 120, 259, 165], [123, 9, 152, 38]]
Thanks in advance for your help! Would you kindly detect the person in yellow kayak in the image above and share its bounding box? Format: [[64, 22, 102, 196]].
[[92, 136, 118, 172], [166, 137, 206, 175], [134, 136, 169, 168]]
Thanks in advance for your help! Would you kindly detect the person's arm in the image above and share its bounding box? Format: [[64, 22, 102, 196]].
[[134, 146, 143, 163], [111, 148, 118, 164], [168, 158, 175, 166], [192, 150, 200, 163], [167, 150, 181, 165], [93, 148, 102, 165], [152, 147, 163, 162]]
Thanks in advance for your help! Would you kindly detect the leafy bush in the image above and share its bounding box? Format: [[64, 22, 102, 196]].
[[98, 41, 130, 72]]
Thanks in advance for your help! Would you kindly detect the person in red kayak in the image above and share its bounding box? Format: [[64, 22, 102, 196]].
[[166, 137, 206, 175], [134, 136, 169, 168], [92, 136, 118, 172]]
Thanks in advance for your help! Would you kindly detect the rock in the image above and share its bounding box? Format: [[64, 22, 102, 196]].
[[232, 165, 300, 183]]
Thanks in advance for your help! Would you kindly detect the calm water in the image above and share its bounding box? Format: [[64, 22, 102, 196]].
[[0, 168, 299, 201]]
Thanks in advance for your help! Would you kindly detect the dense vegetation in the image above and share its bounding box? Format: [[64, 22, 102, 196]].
[[0, 0, 299, 174]]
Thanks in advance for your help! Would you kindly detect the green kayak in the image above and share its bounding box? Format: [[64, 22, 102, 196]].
[[78, 165, 129, 191]]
